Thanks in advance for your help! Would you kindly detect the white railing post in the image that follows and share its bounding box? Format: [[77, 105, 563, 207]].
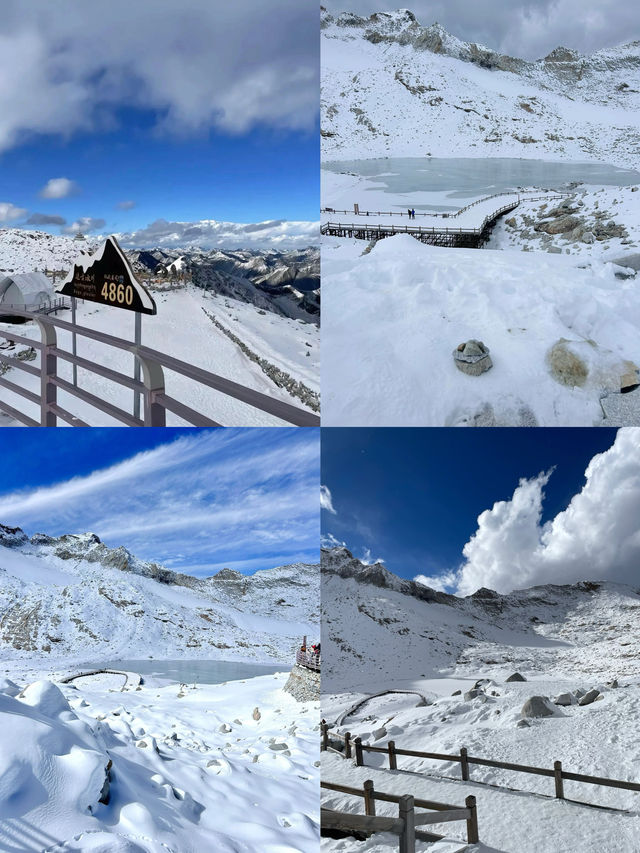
[[34, 315, 57, 426], [135, 351, 166, 426]]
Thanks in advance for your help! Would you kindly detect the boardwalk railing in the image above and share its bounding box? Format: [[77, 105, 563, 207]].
[[0, 297, 70, 317], [321, 192, 569, 220], [0, 307, 319, 427], [321, 779, 479, 851], [320, 723, 640, 808], [296, 648, 321, 671]]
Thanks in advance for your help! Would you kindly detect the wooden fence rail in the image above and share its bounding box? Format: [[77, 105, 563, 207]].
[[319, 722, 640, 806], [321, 779, 479, 851]]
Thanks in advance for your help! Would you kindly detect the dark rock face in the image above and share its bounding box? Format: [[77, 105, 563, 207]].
[[0, 524, 28, 548], [521, 696, 559, 718], [506, 672, 527, 682], [211, 568, 244, 581]]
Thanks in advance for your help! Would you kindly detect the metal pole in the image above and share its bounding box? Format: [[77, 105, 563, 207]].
[[71, 297, 78, 387], [133, 311, 141, 419]]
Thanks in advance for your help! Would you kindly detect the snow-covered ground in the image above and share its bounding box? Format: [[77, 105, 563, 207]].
[[0, 529, 320, 850], [322, 230, 640, 426], [321, 549, 640, 852], [0, 283, 319, 426], [0, 669, 319, 852]]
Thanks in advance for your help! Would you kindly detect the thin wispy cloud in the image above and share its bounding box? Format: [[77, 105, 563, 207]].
[[0, 429, 320, 577], [320, 485, 337, 514]]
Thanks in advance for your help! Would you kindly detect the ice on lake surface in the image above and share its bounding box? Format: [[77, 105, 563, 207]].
[[82, 658, 283, 684], [323, 157, 640, 208]]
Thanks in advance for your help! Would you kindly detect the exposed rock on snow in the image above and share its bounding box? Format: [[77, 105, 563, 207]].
[[547, 340, 589, 387], [453, 339, 493, 376], [506, 672, 527, 682], [554, 692, 576, 706], [521, 696, 560, 718], [578, 688, 601, 706]]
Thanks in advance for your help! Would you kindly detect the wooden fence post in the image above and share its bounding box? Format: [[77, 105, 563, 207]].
[[388, 740, 397, 771], [460, 747, 470, 781], [344, 731, 352, 759], [398, 795, 415, 853], [321, 721, 328, 752], [363, 780, 376, 816], [554, 760, 564, 799], [465, 795, 479, 844], [354, 737, 364, 767]]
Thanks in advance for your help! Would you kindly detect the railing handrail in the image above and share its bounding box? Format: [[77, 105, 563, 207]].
[[0, 307, 319, 427], [321, 191, 569, 221]]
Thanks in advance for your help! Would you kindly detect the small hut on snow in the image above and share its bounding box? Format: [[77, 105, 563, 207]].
[[0, 272, 55, 319]]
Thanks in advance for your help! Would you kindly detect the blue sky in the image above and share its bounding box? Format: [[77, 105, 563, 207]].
[[321, 428, 639, 594], [0, 427, 320, 577], [0, 0, 318, 249]]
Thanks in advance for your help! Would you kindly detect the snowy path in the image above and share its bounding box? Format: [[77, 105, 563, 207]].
[[321, 753, 640, 852]]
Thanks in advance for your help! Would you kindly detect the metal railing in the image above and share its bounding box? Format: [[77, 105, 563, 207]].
[[0, 297, 70, 317], [296, 648, 321, 671], [321, 192, 570, 221], [0, 307, 319, 427]]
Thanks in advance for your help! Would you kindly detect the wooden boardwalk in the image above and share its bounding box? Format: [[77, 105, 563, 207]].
[[321, 191, 568, 247]]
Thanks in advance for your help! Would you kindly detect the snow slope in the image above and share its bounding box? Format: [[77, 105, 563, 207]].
[[321, 548, 640, 851], [0, 671, 319, 852], [322, 9, 640, 168], [0, 524, 319, 669], [322, 233, 640, 426]]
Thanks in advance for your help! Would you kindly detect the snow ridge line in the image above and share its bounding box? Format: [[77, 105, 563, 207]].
[[200, 307, 320, 412]]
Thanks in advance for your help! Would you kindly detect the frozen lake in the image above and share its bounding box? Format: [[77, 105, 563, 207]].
[[323, 157, 640, 210], [86, 658, 284, 684]]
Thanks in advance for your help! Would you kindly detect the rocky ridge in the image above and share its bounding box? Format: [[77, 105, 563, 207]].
[[0, 524, 319, 664], [321, 8, 640, 167]]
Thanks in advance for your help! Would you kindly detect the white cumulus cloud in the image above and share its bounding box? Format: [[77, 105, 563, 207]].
[[39, 177, 80, 199], [0, 202, 27, 222], [454, 429, 640, 595], [62, 217, 106, 234]]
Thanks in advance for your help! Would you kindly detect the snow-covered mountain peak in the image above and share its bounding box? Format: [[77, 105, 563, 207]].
[[0, 525, 319, 664], [322, 8, 640, 166], [322, 547, 640, 689]]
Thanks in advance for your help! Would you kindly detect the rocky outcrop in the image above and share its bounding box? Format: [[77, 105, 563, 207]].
[[283, 663, 320, 702], [521, 696, 560, 718], [0, 524, 28, 548]]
